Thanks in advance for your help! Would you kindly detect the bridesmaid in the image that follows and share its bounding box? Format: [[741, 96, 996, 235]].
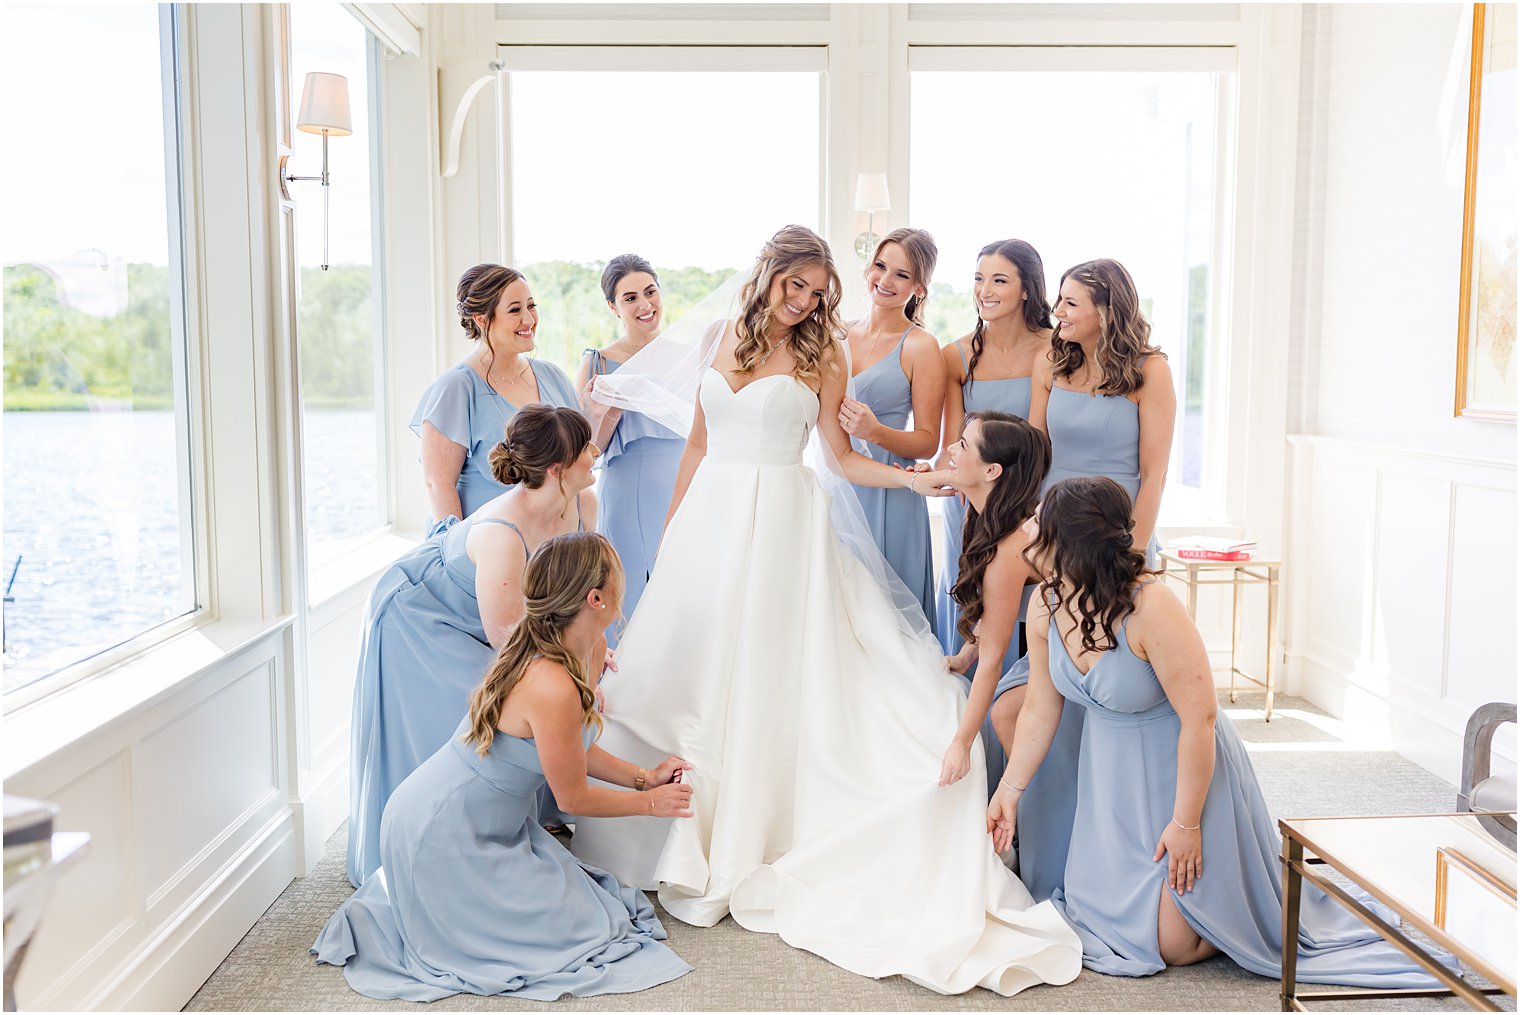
[[316, 532, 696, 1002], [838, 228, 946, 626], [935, 239, 1053, 660], [347, 405, 598, 888], [992, 477, 1444, 988], [1030, 257, 1174, 561], [909, 411, 1049, 789], [413, 263, 580, 523], [575, 255, 684, 637], [996, 259, 1174, 900]]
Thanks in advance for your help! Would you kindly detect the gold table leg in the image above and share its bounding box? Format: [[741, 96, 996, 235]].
[[1266, 565, 1280, 722], [1281, 832, 1303, 1011]]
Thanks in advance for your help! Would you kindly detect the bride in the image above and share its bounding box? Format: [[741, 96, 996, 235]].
[[571, 226, 1080, 996]]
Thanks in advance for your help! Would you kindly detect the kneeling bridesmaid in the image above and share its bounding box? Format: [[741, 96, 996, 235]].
[[315, 533, 695, 1002], [992, 477, 1445, 987]]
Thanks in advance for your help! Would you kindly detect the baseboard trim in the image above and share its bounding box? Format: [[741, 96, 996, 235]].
[[294, 746, 350, 875], [40, 808, 300, 1012], [1287, 649, 1508, 787]]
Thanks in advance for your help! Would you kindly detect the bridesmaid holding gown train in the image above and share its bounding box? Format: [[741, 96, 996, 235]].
[[413, 263, 580, 523], [316, 533, 696, 1002], [998, 258, 1175, 901], [575, 255, 684, 636], [347, 405, 598, 888], [838, 228, 946, 626], [910, 411, 1048, 789], [991, 477, 1443, 988], [935, 239, 1053, 659]]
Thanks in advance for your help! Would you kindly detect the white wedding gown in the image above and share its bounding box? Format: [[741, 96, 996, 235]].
[[571, 367, 1081, 996]]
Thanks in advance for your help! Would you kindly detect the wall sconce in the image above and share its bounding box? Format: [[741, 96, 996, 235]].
[[853, 172, 891, 259], [279, 72, 352, 271]]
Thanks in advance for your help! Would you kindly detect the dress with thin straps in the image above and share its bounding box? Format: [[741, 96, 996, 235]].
[[1046, 585, 1448, 987], [316, 718, 691, 1000], [848, 327, 936, 631], [584, 347, 684, 644], [936, 344, 1037, 807], [347, 508, 581, 888]]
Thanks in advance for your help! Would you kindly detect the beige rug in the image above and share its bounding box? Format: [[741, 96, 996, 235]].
[[186, 694, 1509, 1012]]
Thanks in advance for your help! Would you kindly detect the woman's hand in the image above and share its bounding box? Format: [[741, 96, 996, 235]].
[[649, 755, 691, 787], [911, 469, 959, 498], [1154, 821, 1204, 893], [603, 647, 618, 674], [838, 397, 881, 442], [987, 786, 1020, 854], [648, 781, 694, 818], [938, 737, 973, 786], [946, 644, 978, 675]]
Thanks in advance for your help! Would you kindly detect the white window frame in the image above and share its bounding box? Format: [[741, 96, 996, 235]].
[[493, 43, 830, 272], [904, 44, 1238, 527], [889, 3, 1300, 547], [3, 5, 205, 714]]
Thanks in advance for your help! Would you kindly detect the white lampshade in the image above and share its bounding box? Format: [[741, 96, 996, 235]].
[[297, 72, 352, 136], [853, 172, 891, 213]]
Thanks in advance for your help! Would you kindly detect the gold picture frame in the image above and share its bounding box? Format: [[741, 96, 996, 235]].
[[1454, 3, 1518, 421], [1434, 846, 1517, 983]]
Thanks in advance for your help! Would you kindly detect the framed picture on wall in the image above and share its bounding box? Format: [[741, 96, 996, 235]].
[[1455, 3, 1517, 422]]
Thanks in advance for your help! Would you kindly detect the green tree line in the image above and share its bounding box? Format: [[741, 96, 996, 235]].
[[6, 259, 1206, 412]]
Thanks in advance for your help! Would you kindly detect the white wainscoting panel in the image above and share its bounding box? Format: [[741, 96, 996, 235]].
[[1446, 483, 1518, 709], [137, 659, 281, 905], [8, 634, 299, 1012], [17, 751, 136, 1005], [1286, 435, 1516, 786]]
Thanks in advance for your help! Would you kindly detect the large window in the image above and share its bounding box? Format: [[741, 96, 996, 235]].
[[290, 4, 387, 564], [503, 52, 824, 373], [2, 4, 194, 693], [910, 52, 1233, 520]]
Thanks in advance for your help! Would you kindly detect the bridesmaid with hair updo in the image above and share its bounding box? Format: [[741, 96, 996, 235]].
[[316, 532, 695, 1002], [412, 263, 580, 524], [838, 228, 947, 630], [575, 254, 685, 637], [347, 404, 599, 889]]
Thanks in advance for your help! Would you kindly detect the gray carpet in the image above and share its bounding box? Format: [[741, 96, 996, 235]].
[[186, 694, 1511, 1011]]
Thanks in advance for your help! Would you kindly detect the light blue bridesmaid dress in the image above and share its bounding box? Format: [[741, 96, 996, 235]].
[[347, 513, 577, 888], [316, 720, 691, 1001], [936, 347, 1036, 807], [1002, 380, 1162, 901], [410, 359, 580, 519], [1043, 383, 1161, 564], [849, 328, 936, 631], [585, 349, 684, 643], [1046, 593, 1444, 987]]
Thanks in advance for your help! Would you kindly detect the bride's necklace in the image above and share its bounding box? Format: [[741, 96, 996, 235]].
[[756, 339, 784, 370]]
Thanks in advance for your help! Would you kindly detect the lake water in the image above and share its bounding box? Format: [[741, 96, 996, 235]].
[[3, 409, 380, 692], [4, 405, 1204, 693]]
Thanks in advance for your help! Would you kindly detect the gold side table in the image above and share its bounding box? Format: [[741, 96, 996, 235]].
[[1158, 550, 1282, 721]]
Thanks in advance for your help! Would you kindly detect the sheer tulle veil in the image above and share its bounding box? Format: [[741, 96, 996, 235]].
[[589, 262, 942, 656]]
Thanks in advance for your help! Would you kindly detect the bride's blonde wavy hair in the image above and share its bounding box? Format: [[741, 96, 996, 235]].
[[463, 532, 622, 756], [733, 225, 845, 391]]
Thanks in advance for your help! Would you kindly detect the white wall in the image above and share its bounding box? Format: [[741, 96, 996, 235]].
[[1286, 4, 1517, 786], [2, 5, 431, 1009]]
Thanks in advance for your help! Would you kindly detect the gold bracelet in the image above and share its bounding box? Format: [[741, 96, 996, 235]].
[[634, 767, 647, 792]]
